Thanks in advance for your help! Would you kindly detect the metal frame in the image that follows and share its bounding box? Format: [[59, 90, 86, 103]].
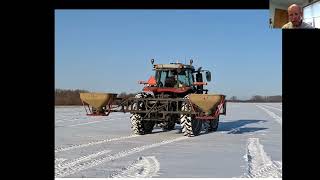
[[81, 96, 226, 121], [114, 97, 195, 121], [81, 100, 112, 116]]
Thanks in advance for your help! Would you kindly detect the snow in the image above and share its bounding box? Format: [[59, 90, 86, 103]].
[[110, 156, 160, 178], [245, 138, 282, 178], [255, 104, 282, 125], [55, 102, 282, 178]]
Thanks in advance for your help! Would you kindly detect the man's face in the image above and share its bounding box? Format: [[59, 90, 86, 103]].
[[288, 6, 302, 27]]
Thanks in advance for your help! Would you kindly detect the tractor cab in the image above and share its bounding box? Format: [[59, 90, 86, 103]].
[[155, 66, 194, 88], [140, 60, 211, 95]]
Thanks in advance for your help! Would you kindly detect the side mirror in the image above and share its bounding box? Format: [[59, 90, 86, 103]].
[[206, 71, 211, 82]]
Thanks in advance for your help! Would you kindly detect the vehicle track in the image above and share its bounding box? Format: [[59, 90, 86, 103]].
[[55, 149, 112, 171], [55, 113, 130, 123], [259, 104, 282, 111], [255, 104, 282, 125], [55, 134, 140, 153], [55, 136, 187, 177], [109, 156, 160, 178], [245, 138, 282, 178], [55, 116, 130, 128]]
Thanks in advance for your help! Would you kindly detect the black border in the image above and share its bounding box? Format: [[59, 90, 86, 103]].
[[282, 29, 319, 179], [54, 0, 269, 9], [23, 0, 303, 179]]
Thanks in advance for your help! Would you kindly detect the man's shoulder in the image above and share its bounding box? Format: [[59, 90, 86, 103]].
[[282, 22, 292, 29], [282, 21, 315, 29], [301, 22, 315, 29]]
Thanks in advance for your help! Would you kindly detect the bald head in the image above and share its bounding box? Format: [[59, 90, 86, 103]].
[[288, 4, 303, 27], [288, 4, 302, 12]]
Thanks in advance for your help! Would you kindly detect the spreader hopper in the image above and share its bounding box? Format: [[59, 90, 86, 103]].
[[189, 94, 226, 115], [80, 93, 117, 110]]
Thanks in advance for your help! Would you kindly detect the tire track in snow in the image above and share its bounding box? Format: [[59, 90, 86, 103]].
[[226, 127, 241, 134], [67, 117, 125, 127], [259, 104, 282, 112], [244, 138, 282, 178], [55, 135, 140, 153], [109, 156, 160, 178], [56, 116, 129, 128], [56, 113, 130, 123], [255, 104, 282, 125], [55, 158, 67, 165], [55, 136, 188, 177], [245, 160, 282, 178], [55, 149, 112, 171]]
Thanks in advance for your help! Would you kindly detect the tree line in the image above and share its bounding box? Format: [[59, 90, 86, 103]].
[[55, 89, 138, 106], [228, 95, 282, 102], [55, 89, 90, 105], [55, 89, 282, 106]]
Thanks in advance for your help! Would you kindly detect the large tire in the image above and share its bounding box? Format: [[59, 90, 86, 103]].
[[208, 116, 219, 132], [159, 121, 175, 131], [143, 120, 155, 134], [130, 92, 155, 135], [180, 95, 202, 137], [130, 113, 144, 135]]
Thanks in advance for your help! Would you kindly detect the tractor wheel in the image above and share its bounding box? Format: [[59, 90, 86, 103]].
[[130, 92, 155, 135], [130, 113, 144, 135], [180, 95, 202, 137], [208, 116, 219, 132], [143, 121, 155, 134], [159, 121, 175, 131]]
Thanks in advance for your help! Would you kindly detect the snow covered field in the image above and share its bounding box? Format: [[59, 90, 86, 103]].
[[55, 102, 282, 178]]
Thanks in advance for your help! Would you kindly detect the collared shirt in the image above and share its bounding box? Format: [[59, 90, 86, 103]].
[[282, 21, 315, 29]]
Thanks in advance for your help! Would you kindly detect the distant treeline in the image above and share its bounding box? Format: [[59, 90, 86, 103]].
[[55, 89, 282, 106], [55, 89, 90, 105], [227, 95, 282, 102], [54, 89, 138, 106]]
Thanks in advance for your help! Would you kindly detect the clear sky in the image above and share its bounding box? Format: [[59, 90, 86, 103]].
[[55, 10, 282, 100]]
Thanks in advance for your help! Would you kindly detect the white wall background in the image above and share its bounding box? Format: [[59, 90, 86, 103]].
[[303, 0, 320, 28]]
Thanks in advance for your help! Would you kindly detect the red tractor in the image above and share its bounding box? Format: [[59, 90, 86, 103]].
[[80, 59, 226, 137]]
